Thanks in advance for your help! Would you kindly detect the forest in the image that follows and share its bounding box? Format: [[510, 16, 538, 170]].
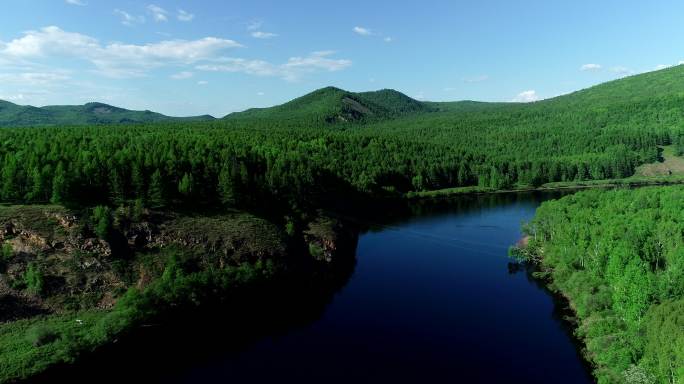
[[2, 67, 684, 212], [518, 186, 684, 384]]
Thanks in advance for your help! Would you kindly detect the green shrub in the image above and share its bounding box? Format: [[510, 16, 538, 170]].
[[91, 206, 112, 239], [2, 242, 12, 261], [308, 242, 325, 260], [24, 263, 44, 295], [26, 325, 59, 347]]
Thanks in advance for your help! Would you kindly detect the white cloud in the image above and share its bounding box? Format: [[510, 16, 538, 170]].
[[147, 4, 168, 22], [0, 26, 242, 78], [115, 9, 145, 26], [512, 90, 539, 103], [171, 71, 193, 79], [196, 50, 352, 81], [384, 37, 393, 43], [177, 9, 194, 22], [463, 75, 489, 83], [580, 63, 602, 71], [654, 64, 671, 71], [2, 26, 99, 57], [251, 31, 278, 39], [197, 80, 208, 85], [257, 91, 265, 96], [414, 91, 426, 100], [65, 0, 86, 6], [353, 26, 372, 36], [197, 59, 277, 76]]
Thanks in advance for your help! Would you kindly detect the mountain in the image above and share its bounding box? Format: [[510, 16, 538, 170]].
[[0, 101, 215, 127], [224, 87, 436, 123]]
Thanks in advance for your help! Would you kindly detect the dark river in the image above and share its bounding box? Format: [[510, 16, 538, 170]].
[[39, 192, 594, 383]]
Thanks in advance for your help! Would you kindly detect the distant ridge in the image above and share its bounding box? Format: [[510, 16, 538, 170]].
[[0, 100, 215, 127], [224, 87, 436, 123], [3, 65, 684, 128]]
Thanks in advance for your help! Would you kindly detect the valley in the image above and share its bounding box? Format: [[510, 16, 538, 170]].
[[1, 66, 684, 383]]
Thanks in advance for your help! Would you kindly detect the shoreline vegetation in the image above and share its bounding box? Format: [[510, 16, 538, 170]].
[[0, 204, 358, 383], [511, 187, 684, 384], [406, 174, 684, 199], [409, 145, 684, 199]]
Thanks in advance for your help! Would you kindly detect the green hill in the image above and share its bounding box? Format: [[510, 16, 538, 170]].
[[0, 101, 215, 127], [224, 86, 436, 123]]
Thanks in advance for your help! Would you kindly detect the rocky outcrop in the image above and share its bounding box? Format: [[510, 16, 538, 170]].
[[304, 215, 358, 263]]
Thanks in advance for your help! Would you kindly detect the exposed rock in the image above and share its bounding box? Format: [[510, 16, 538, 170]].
[[304, 216, 357, 263]]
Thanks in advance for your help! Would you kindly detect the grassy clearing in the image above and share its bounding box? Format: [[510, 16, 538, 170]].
[[162, 212, 286, 258], [635, 145, 684, 177], [0, 310, 108, 382], [0, 205, 74, 239]]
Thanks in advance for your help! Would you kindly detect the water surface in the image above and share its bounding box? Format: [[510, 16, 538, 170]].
[[169, 192, 593, 383]]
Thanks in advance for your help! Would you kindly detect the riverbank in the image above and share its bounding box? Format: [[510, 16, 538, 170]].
[[406, 174, 684, 200], [0, 205, 358, 383], [512, 187, 684, 383], [409, 146, 684, 200]]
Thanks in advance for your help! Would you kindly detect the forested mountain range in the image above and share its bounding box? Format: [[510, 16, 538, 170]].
[[1, 65, 684, 210], [0, 100, 215, 127]]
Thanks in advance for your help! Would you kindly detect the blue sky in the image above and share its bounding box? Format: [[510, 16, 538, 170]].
[[1, 0, 683, 116]]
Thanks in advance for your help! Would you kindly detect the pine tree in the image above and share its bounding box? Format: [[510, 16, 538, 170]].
[[148, 170, 165, 208], [178, 173, 194, 196], [26, 167, 44, 202], [109, 168, 125, 205], [51, 163, 67, 204], [218, 166, 236, 206]]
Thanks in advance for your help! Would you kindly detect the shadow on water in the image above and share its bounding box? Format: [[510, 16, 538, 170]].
[[26, 243, 359, 384], [27, 190, 597, 383], [508, 260, 596, 381]]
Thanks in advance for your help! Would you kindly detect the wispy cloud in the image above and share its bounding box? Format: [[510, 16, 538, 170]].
[[353, 26, 372, 36], [197, 80, 208, 85], [0, 71, 70, 85], [177, 9, 194, 22], [0, 26, 242, 78], [512, 90, 539, 103], [65, 0, 86, 6], [251, 31, 278, 39], [384, 37, 393, 43], [609, 66, 633, 76], [196, 50, 352, 81], [171, 71, 193, 80], [115, 9, 145, 26], [654, 64, 671, 71], [580, 63, 602, 71], [247, 20, 263, 31], [147, 4, 168, 22]]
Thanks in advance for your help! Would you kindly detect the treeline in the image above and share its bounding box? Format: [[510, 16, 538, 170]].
[[0, 116, 673, 211], [520, 187, 684, 384], [1, 76, 683, 209]]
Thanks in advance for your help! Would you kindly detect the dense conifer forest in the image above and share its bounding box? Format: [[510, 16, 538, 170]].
[[3, 66, 684, 211]]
